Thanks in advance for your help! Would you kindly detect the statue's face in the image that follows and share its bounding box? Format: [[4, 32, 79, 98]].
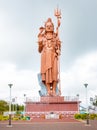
[[45, 22, 54, 32]]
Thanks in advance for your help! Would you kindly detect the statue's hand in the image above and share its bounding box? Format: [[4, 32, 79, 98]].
[[56, 49, 61, 56], [58, 19, 60, 27], [39, 26, 45, 33], [38, 43, 43, 53]]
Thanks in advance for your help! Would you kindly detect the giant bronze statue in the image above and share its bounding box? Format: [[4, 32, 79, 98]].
[[38, 8, 61, 96]]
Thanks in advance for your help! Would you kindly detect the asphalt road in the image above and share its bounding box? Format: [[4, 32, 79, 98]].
[[0, 120, 97, 130]]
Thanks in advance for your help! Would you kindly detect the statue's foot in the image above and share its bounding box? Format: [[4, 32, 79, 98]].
[[52, 91, 56, 96], [46, 91, 51, 96], [46, 93, 49, 96]]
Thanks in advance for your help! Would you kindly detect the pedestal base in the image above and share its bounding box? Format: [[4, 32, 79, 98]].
[[26, 96, 79, 114], [40, 96, 64, 103]]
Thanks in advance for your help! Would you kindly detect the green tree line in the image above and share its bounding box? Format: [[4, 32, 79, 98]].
[[0, 100, 24, 115]]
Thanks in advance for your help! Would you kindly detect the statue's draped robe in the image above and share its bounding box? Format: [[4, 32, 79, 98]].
[[39, 34, 61, 84]]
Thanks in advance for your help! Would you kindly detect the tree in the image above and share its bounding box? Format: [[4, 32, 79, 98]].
[[0, 100, 9, 114], [0, 100, 24, 115], [93, 96, 97, 106], [16, 104, 24, 111]]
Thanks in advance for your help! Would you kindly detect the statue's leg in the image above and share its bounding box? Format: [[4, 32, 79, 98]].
[[52, 81, 57, 96], [46, 83, 51, 96]]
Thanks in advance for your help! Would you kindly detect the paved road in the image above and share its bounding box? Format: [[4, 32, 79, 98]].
[[0, 120, 97, 130]]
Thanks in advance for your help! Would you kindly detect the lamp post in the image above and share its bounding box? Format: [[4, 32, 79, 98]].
[[8, 83, 13, 127], [76, 94, 79, 113], [84, 83, 89, 125], [24, 94, 26, 116], [15, 97, 17, 113]]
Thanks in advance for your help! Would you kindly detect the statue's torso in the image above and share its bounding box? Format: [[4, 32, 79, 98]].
[[40, 33, 58, 72], [42, 33, 58, 53]]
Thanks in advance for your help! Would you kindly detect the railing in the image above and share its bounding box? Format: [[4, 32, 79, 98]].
[[25, 96, 79, 102], [65, 96, 79, 101]]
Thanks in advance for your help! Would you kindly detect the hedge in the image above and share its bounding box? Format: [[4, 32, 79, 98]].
[[74, 113, 97, 120]]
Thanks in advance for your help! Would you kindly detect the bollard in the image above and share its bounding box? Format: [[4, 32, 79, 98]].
[[6, 114, 12, 127], [86, 113, 89, 125]]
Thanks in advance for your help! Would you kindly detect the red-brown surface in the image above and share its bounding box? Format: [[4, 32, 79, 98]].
[[26, 101, 78, 112]]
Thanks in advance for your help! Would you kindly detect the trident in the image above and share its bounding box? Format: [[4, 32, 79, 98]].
[[54, 7, 61, 96]]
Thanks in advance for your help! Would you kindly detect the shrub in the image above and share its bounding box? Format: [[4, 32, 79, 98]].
[[12, 117, 19, 121], [74, 113, 87, 120], [89, 114, 96, 120], [74, 113, 97, 120], [81, 113, 87, 120], [2, 116, 9, 121], [0, 115, 3, 121], [19, 115, 26, 120], [74, 114, 82, 119]]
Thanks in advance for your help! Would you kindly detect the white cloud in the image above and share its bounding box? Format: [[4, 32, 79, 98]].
[[0, 62, 40, 102]]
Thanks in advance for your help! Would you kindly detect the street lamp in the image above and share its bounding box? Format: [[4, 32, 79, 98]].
[[15, 97, 17, 112], [76, 94, 79, 113], [84, 83, 88, 113], [84, 83, 89, 125], [24, 94, 26, 116], [8, 83, 13, 127]]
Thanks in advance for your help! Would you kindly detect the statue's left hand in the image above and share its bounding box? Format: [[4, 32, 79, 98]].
[[58, 19, 60, 27], [56, 49, 61, 56]]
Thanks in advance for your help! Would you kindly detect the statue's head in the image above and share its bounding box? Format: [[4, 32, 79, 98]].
[[45, 18, 54, 33]]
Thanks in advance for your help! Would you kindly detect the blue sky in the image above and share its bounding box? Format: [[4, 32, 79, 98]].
[[0, 0, 97, 106]]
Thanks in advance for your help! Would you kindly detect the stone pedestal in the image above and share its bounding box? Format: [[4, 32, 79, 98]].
[[25, 96, 79, 115]]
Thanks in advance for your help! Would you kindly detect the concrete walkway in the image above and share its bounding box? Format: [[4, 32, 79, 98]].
[[0, 120, 97, 130]]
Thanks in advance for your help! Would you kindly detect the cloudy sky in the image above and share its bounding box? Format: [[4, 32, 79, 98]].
[[0, 0, 97, 106]]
